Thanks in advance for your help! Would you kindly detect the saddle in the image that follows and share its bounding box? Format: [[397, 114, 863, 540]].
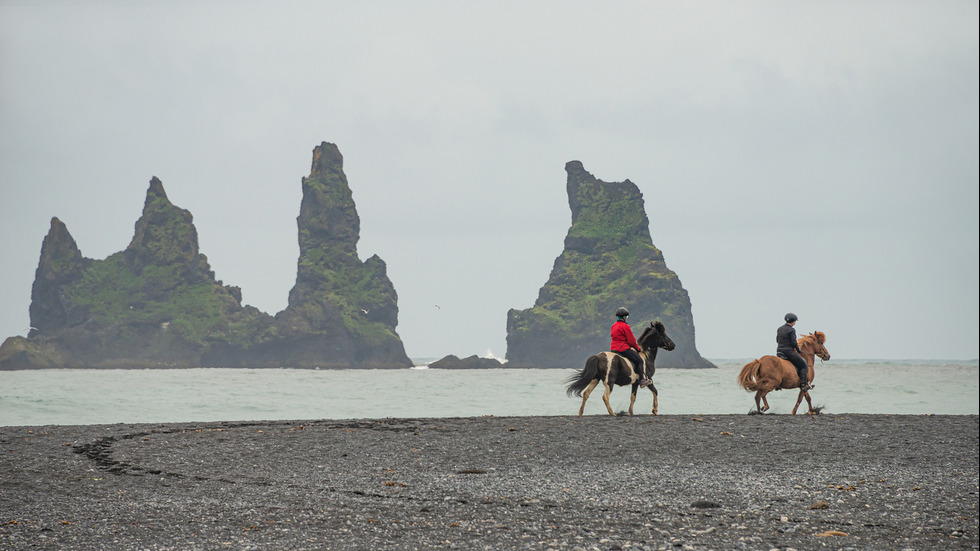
[[610, 350, 632, 362], [610, 351, 644, 374]]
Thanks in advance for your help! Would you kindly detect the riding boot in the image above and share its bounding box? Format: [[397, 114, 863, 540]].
[[799, 375, 811, 392], [637, 372, 652, 387]]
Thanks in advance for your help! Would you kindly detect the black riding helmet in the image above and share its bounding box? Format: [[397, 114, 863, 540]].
[[616, 307, 630, 319], [784, 312, 798, 323]]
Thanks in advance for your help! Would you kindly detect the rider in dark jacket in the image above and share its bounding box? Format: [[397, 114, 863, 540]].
[[611, 307, 651, 387], [777, 313, 812, 391]]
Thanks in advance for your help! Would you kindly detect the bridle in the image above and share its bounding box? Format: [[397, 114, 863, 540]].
[[802, 335, 830, 362]]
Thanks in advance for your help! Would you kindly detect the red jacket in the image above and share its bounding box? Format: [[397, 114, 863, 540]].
[[610, 320, 639, 352]]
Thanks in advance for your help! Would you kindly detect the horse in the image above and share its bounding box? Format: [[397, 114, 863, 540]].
[[565, 321, 676, 416], [736, 332, 830, 415]]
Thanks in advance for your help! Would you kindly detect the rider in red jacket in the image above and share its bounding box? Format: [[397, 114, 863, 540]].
[[611, 307, 651, 387]]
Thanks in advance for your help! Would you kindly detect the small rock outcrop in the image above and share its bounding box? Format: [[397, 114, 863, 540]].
[[0, 143, 411, 369], [505, 161, 714, 368], [427, 355, 503, 370]]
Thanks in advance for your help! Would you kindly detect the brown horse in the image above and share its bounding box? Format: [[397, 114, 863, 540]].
[[565, 321, 676, 416], [737, 332, 830, 414]]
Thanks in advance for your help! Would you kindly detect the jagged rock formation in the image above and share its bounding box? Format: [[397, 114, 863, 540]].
[[0, 142, 411, 369], [506, 161, 714, 369], [271, 142, 408, 367], [27, 217, 90, 335], [428, 355, 503, 369]]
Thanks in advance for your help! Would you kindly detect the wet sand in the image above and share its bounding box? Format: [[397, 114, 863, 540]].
[[1, 414, 977, 550]]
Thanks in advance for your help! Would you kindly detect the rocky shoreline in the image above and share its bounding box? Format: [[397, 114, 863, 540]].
[[2, 414, 977, 550]]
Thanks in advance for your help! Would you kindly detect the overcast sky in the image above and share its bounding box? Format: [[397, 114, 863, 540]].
[[2, 1, 977, 361]]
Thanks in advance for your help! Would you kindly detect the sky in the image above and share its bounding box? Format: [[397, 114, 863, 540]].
[[1, 1, 977, 362]]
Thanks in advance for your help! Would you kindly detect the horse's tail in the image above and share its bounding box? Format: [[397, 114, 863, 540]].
[[566, 356, 601, 397], [736, 359, 763, 392]]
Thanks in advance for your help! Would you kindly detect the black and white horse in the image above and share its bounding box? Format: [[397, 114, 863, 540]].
[[565, 321, 676, 416]]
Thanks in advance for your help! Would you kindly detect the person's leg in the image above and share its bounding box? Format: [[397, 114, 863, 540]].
[[789, 352, 810, 390], [625, 349, 650, 386]]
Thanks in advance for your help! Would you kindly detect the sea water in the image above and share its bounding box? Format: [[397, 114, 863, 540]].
[[1, 360, 976, 426]]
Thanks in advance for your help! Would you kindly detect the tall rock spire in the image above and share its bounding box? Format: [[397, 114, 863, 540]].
[[506, 161, 713, 368], [29, 217, 89, 335], [276, 142, 410, 367], [297, 143, 360, 259]]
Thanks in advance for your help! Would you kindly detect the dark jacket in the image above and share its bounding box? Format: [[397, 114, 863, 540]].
[[776, 323, 801, 354]]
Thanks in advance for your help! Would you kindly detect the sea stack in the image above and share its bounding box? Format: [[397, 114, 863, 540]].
[[0, 143, 411, 369], [505, 161, 714, 368], [273, 142, 410, 367]]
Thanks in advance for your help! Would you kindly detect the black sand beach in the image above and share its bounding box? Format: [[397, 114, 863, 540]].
[[2, 415, 977, 550]]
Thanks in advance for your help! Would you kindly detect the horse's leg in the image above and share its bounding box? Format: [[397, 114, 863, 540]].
[[649, 384, 659, 415], [793, 392, 819, 415], [601, 382, 616, 416], [791, 389, 806, 415], [578, 380, 599, 416], [755, 391, 770, 413], [628, 386, 637, 416]]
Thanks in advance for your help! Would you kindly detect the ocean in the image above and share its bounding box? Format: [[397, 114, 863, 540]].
[[1, 360, 977, 427]]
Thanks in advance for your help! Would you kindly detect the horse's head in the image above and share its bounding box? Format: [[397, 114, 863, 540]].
[[803, 331, 830, 361], [638, 321, 675, 352]]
